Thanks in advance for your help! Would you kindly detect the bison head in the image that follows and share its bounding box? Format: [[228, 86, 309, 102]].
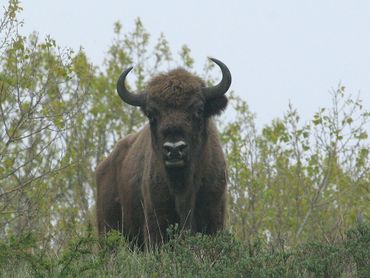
[[116, 58, 231, 170]]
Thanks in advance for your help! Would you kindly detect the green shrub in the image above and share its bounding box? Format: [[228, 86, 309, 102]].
[[1, 223, 368, 277], [345, 223, 370, 277]]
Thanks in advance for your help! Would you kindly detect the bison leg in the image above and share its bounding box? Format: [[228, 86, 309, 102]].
[[97, 196, 122, 235], [195, 189, 226, 234], [143, 208, 168, 249], [175, 192, 197, 232], [96, 158, 122, 235], [142, 196, 182, 249]]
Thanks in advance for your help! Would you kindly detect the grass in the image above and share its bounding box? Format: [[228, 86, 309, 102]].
[[0, 224, 369, 277]]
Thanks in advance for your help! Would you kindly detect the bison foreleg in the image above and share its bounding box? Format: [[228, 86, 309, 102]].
[[175, 192, 197, 232]]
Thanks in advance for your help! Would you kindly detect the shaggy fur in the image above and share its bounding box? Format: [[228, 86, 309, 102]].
[[96, 67, 229, 249], [147, 69, 204, 105]]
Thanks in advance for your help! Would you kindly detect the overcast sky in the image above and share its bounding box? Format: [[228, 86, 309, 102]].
[[19, 0, 370, 127]]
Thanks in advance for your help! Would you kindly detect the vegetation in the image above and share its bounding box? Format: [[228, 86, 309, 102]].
[[0, 1, 369, 276], [0, 224, 369, 277], [223, 91, 369, 246]]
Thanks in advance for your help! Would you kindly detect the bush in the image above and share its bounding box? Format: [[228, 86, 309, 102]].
[[0, 223, 368, 277]]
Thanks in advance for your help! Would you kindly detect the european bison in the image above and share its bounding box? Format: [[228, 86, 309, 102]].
[[96, 58, 231, 248]]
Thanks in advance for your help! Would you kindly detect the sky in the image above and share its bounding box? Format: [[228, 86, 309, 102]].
[[17, 0, 370, 127]]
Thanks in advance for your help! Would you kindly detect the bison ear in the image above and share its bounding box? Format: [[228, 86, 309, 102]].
[[204, 96, 228, 117]]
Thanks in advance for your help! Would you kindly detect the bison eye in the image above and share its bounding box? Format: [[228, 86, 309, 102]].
[[194, 107, 204, 118], [145, 107, 158, 125], [146, 110, 158, 125], [147, 113, 156, 124]]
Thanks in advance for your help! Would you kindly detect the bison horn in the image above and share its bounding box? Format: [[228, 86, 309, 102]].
[[203, 58, 232, 100], [117, 67, 147, 107]]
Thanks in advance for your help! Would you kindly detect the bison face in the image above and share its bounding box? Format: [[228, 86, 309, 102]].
[[144, 95, 207, 169], [116, 58, 231, 170]]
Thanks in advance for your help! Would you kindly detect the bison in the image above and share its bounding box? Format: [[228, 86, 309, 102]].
[[96, 58, 231, 248]]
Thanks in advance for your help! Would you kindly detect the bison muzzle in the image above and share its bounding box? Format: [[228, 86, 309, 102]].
[[96, 58, 232, 248]]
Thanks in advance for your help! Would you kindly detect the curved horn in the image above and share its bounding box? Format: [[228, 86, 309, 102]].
[[116, 67, 146, 107], [203, 58, 232, 100]]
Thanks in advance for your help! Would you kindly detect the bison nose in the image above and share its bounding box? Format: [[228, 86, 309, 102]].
[[163, 141, 188, 160]]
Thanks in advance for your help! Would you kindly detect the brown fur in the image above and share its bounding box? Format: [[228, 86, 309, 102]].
[[96, 68, 228, 249], [147, 68, 205, 105]]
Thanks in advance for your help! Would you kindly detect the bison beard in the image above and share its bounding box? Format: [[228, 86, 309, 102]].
[[96, 58, 231, 249]]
